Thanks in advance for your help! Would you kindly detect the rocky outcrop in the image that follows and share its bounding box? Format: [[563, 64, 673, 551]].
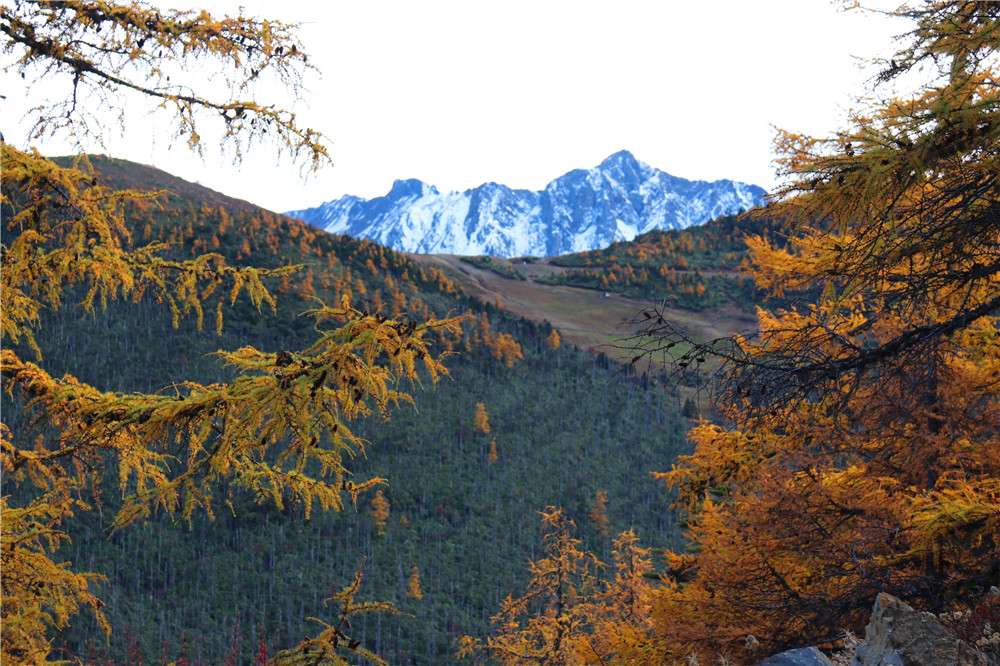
[[850, 593, 987, 666], [761, 593, 993, 666], [760, 646, 834, 665]]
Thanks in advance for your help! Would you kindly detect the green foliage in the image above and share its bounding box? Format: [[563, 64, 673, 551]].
[[3, 159, 689, 664], [2, 3, 461, 663], [681, 397, 698, 420]]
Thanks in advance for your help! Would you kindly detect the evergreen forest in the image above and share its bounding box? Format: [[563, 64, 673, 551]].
[[4, 156, 692, 663], [4, 2, 1000, 666]]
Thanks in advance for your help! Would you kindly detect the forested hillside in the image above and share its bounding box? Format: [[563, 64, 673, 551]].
[[9, 3, 996, 665], [538, 214, 785, 310], [4, 156, 691, 663]]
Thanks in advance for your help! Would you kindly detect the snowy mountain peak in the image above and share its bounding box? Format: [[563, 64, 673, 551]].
[[598, 149, 646, 177], [286, 151, 767, 258], [388, 178, 436, 198]]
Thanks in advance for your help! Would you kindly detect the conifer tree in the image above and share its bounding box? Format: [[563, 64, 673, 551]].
[[370, 490, 391, 537], [407, 567, 423, 600], [547, 329, 561, 351], [458, 509, 657, 665], [473, 402, 491, 435], [586, 530, 655, 664], [589, 489, 610, 536], [0, 2, 460, 663], [627, 2, 1000, 661], [455, 508, 604, 665]]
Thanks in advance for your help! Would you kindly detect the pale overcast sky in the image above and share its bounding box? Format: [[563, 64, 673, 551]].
[[3, 1, 908, 213]]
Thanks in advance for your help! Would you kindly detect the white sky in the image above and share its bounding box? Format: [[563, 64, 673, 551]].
[[3, 1, 909, 213]]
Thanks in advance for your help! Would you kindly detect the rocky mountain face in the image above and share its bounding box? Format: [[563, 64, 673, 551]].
[[286, 150, 766, 258]]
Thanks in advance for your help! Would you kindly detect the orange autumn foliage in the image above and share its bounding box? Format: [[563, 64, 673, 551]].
[[407, 566, 423, 600], [547, 329, 561, 351], [371, 490, 391, 537], [473, 402, 491, 435], [456, 508, 656, 665], [625, 3, 1000, 662]]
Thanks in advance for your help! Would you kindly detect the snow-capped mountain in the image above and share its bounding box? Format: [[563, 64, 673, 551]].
[[286, 150, 766, 258]]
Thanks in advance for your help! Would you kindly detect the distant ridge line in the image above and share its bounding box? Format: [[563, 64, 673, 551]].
[[286, 150, 767, 258]]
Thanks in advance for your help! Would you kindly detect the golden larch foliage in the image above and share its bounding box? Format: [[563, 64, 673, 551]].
[[0, 2, 463, 663], [627, 3, 1000, 662], [473, 402, 491, 434], [370, 490, 391, 537], [457, 508, 656, 665], [407, 567, 423, 600], [547, 329, 561, 351]]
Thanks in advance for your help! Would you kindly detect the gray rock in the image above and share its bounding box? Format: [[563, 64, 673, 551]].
[[760, 646, 834, 665], [851, 593, 987, 666]]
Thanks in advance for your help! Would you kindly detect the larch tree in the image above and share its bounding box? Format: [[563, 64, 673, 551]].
[[546, 329, 561, 351], [457, 508, 657, 666], [0, 2, 461, 664], [370, 489, 391, 537], [584, 530, 656, 664], [407, 566, 423, 600], [473, 402, 491, 435], [588, 489, 610, 536], [626, 1, 1000, 661], [455, 507, 605, 666]]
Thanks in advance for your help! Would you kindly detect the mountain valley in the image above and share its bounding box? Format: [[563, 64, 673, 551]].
[[8, 155, 769, 664]]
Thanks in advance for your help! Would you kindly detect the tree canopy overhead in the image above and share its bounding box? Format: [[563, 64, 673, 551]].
[[1, 2, 461, 664], [1, 0, 328, 168]]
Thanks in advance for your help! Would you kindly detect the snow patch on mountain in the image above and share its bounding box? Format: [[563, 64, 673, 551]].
[[286, 150, 767, 258]]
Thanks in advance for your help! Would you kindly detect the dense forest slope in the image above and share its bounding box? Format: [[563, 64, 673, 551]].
[[3, 155, 764, 663]]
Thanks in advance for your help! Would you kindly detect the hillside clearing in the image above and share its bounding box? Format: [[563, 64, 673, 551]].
[[409, 253, 757, 365]]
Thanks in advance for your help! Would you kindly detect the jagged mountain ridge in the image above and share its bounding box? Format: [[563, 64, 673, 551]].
[[286, 150, 766, 258]]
